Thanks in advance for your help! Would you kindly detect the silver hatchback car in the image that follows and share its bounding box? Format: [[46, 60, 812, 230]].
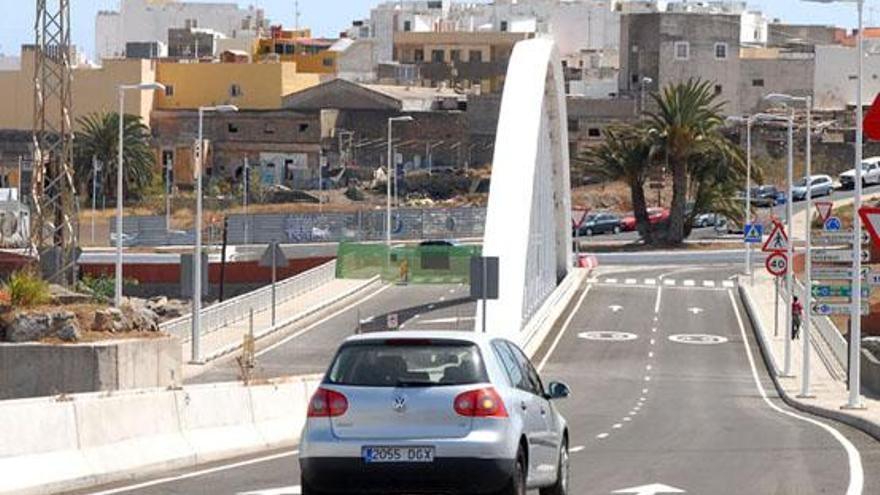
[[300, 331, 572, 495]]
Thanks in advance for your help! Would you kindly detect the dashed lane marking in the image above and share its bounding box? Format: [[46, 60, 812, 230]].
[[664, 279, 676, 286], [684, 280, 696, 287], [605, 278, 619, 284], [625, 278, 637, 285], [597, 433, 610, 439], [722, 281, 735, 288], [703, 280, 716, 288], [613, 423, 623, 429], [645, 278, 657, 285], [570, 445, 586, 453]]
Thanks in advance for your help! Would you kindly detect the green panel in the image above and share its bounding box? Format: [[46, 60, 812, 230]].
[[336, 242, 481, 284]]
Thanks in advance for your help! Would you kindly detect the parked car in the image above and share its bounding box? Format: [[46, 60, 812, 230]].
[[620, 212, 637, 232], [647, 207, 670, 225], [300, 332, 572, 495], [750, 185, 781, 208], [576, 212, 623, 236], [692, 212, 721, 228], [792, 175, 834, 201], [839, 157, 880, 189]]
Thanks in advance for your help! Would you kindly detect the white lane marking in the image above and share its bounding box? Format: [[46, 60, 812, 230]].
[[439, 296, 446, 302], [644, 376, 652, 382], [648, 352, 654, 358], [623, 417, 632, 422], [579, 331, 638, 342], [664, 279, 676, 286], [597, 433, 610, 439], [723, 281, 735, 288], [684, 280, 695, 287], [688, 307, 705, 315], [538, 285, 593, 372], [448, 288, 456, 294], [625, 278, 637, 285], [420, 317, 475, 324], [645, 278, 657, 285], [646, 365, 653, 371], [238, 486, 301, 495], [640, 397, 646, 401], [653, 316, 659, 322], [650, 338, 656, 345], [703, 280, 716, 288], [613, 423, 623, 429], [570, 445, 586, 453], [668, 334, 729, 345], [609, 305, 624, 313], [587, 278, 600, 284], [605, 278, 619, 284], [642, 388, 649, 394], [257, 285, 392, 357], [727, 290, 863, 495], [88, 450, 300, 495], [654, 286, 663, 314], [651, 328, 657, 333]]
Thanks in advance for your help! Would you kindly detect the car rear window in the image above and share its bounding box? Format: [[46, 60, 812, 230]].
[[326, 341, 489, 387]]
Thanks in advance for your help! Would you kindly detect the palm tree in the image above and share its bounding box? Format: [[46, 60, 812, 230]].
[[646, 79, 725, 244], [582, 125, 658, 243], [74, 112, 155, 203]]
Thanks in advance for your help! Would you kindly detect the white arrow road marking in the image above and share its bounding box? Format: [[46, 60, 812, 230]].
[[612, 483, 686, 494], [668, 334, 729, 345], [237, 486, 301, 495], [609, 305, 624, 313], [687, 307, 704, 315], [578, 331, 638, 342]]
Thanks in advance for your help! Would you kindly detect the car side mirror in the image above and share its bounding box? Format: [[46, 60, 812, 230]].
[[546, 381, 571, 400]]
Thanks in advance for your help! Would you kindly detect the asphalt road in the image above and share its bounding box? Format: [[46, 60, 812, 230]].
[[78, 264, 880, 495], [188, 283, 476, 384]]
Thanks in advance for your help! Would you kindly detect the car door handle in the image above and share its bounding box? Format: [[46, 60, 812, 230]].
[[520, 401, 528, 411]]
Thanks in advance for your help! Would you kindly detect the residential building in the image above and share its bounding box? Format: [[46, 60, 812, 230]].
[[767, 23, 845, 46], [392, 31, 531, 93], [739, 46, 814, 114], [331, 38, 379, 83], [125, 41, 168, 59], [167, 27, 224, 59], [0, 54, 20, 71], [813, 44, 880, 110], [256, 27, 338, 74], [154, 60, 323, 111], [0, 46, 158, 131], [96, 0, 268, 60], [151, 109, 321, 187]]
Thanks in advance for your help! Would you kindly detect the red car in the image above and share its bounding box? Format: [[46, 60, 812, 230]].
[[621, 208, 669, 231]]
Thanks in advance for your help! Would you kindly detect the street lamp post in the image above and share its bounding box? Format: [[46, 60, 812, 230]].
[[804, 0, 864, 408], [386, 116, 413, 247], [191, 105, 239, 364], [766, 93, 815, 396], [115, 83, 165, 308]]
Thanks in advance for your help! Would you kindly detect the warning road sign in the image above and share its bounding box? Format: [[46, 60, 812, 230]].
[[744, 223, 763, 244], [859, 206, 880, 250], [762, 221, 789, 253]]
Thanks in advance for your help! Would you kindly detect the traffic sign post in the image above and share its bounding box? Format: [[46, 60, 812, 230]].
[[813, 230, 870, 246], [260, 241, 289, 327], [811, 284, 871, 299], [810, 249, 870, 263], [765, 252, 788, 277], [812, 303, 870, 317]]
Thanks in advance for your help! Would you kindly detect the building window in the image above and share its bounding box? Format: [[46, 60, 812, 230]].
[[752, 79, 765, 87], [714, 42, 728, 60], [714, 84, 723, 95], [414, 49, 425, 62], [469, 50, 483, 63], [450, 49, 461, 62], [228, 123, 239, 134], [431, 50, 444, 63], [299, 123, 310, 133], [403, 20, 412, 32], [264, 124, 275, 135], [164, 85, 174, 97], [568, 119, 579, 132], [230, 84, 242, 97], [631, 74, 639, 85], [588, 128, 602, 138], [322, 57, 334, 67], [500, 21, 508, 32], [674, 41, 689, 61]]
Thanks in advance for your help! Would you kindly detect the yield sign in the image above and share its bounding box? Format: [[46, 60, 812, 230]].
[[815, 201, 834, 223], [762, 220, 789, 253], [859, 206, 880, 249], [864, 93, 880, 140]]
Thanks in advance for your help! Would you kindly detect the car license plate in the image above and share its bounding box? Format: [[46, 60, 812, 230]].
[[362, 446, 435, 464]]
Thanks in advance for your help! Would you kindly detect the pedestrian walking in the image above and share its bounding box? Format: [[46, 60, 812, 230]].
[[792, 295, 803, 340]]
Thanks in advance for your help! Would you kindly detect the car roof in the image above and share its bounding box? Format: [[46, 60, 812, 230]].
[[343, 331, 500, 346]]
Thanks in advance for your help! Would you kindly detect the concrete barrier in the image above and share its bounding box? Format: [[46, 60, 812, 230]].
[[0, 376, 320, 495], [518, 268, 590, 358]]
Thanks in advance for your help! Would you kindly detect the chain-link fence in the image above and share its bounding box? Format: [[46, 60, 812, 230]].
[[336, 242, 481, 284]]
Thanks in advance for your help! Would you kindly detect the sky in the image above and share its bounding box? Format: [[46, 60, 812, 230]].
[[0, 0, 877, 59]]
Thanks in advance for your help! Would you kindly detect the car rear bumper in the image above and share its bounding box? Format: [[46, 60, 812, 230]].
[[300, 456, 515, 494]]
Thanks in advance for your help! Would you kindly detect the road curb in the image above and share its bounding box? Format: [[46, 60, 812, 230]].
[[738, 280, 880, 443]]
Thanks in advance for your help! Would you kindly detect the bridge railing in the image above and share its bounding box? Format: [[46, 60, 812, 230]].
[[160, 260, 336, 342]]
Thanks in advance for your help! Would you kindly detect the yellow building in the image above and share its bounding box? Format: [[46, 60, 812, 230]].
[[256, 27, 338, 75], [0, 46, 158, 131], [155, 60, 324, 110]]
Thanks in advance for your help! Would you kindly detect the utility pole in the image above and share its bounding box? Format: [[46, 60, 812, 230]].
[[294, 0, 301, 31]]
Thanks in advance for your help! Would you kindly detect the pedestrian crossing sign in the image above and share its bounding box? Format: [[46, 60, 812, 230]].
[[744, 223, 763, 244], [762, 220, 789, 253]]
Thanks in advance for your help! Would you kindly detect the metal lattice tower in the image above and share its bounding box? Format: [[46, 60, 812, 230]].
[[32, 0, 79, 284]]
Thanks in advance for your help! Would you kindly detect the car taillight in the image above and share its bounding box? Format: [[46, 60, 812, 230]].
[[454, 387, 508, 418], [308, 388, 349, 417]]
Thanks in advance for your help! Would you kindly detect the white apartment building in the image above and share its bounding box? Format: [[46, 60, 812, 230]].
[[95, 0, 268, 60]]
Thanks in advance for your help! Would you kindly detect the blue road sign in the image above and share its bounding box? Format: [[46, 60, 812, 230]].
[[825, 217, 842, 232], [744, 223, 764, 243]]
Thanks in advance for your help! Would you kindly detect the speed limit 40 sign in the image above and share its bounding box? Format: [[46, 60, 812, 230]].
[[765, 252, 788, 277]]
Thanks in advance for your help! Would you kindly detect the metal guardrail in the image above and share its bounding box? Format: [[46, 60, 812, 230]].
[[160, 260, 337, 342]]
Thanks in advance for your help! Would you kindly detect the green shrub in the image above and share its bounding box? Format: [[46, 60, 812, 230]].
[[5, 270, 51, 308], [79, 275, 115, 303]]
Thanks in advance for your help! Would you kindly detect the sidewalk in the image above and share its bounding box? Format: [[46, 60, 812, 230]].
[[181, 277, 379, 377], [740, 270, 880, 440]]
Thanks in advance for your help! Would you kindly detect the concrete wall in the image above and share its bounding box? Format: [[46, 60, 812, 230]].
[[0, 48, 158, 131], [814, 44, 880, 110], [739, 56, 814, 114], [0, 337, 181, 400]]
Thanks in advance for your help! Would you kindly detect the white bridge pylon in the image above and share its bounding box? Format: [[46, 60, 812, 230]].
[[477, 38, 573, 336]]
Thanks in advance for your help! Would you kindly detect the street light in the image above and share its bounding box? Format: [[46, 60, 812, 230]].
[[387, 116, 414, 247], [115, 82, 165, 308], [191, 104, 239, 363], [803, 0, 864, 409], [765, 93, 815, 398]]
